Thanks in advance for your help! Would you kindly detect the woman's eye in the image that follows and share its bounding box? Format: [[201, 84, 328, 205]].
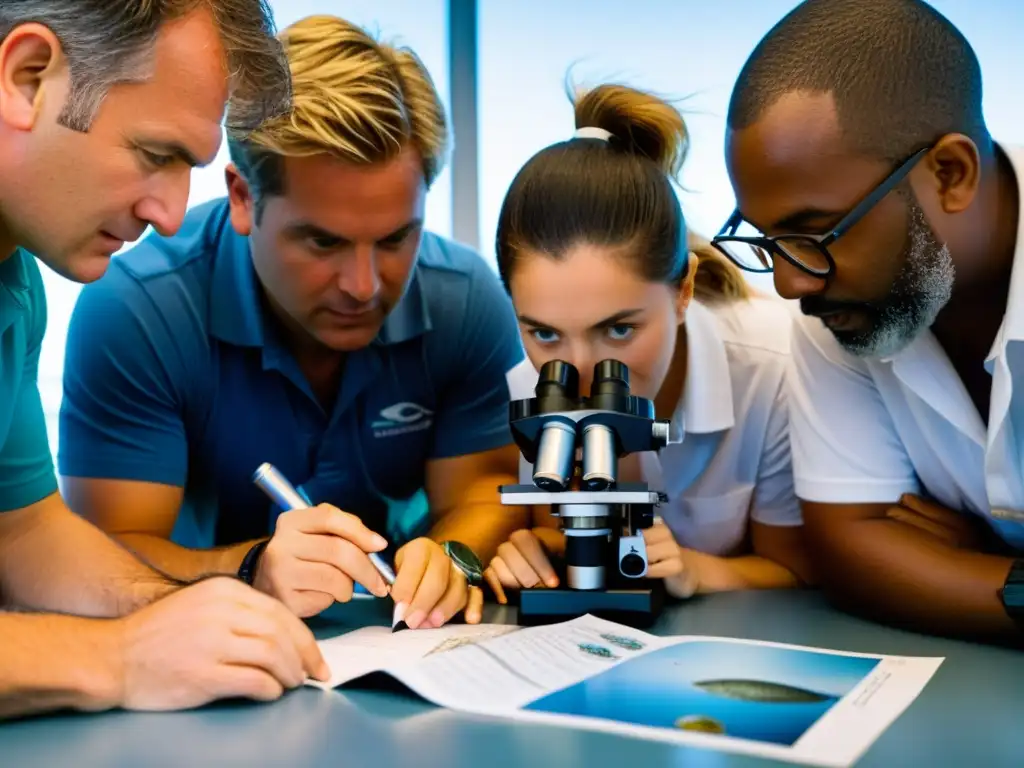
[[530, 328, 560, 344], [607, 323, 636, 341]]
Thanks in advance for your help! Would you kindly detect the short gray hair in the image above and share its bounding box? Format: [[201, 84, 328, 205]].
[[0, 0, 292, 137]]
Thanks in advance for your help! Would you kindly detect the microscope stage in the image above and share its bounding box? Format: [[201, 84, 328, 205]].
[[499, 484, 664, 506], [517, 585, 663, 628]]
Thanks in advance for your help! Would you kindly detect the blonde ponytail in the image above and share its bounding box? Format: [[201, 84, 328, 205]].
[[572, 83, 688, 179], [688, 231, 751, 303]]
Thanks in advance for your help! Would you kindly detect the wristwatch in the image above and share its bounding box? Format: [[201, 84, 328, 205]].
[[441, 541, 484, 586], [999, 560, 1024, 622]]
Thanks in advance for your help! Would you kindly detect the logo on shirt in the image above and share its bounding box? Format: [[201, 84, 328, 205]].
[[372, 402, 434, 438]]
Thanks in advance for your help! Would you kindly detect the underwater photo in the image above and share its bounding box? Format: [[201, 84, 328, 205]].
[[525, 639, 881, 746]]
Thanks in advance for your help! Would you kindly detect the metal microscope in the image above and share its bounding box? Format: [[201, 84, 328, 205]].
[[499, 359, 673, 627]]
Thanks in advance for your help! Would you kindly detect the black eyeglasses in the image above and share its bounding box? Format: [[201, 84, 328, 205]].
[[710, 146, 931, 279]]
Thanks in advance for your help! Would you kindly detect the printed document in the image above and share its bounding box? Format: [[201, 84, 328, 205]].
[[309, 614, 942, 767]]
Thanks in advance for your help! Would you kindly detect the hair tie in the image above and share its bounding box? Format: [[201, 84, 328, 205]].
[[573, 126, 613, 142]]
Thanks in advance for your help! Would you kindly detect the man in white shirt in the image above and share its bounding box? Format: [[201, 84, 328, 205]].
[[711, 0, 1024, 644]]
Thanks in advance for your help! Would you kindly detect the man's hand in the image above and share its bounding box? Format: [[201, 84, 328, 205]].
[[391, 538, 483, 629], [253, 503, 391, 617], [642, 523, 699, 599], [117, 577, 330, 711], [885, 494, 985, 550], [483, 528, 563, 604]]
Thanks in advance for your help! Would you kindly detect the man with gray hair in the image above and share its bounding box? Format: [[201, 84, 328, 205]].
[[0, 1, 330, 719]]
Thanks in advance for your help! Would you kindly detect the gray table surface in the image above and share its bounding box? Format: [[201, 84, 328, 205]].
[[2, 590, 1021, 767]]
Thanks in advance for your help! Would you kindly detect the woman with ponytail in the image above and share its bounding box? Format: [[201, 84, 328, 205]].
[[486, 83, 813, 601]]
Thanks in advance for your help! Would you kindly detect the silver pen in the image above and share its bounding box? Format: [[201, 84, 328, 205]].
[[252, 462, 396, 586]]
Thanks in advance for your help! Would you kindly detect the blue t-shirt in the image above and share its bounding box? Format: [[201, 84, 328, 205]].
[[58, 199, 525, 547], [0, 250, 58, 511]]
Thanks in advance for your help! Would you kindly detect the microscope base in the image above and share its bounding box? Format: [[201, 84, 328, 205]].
[[517, 585, 663, 628]]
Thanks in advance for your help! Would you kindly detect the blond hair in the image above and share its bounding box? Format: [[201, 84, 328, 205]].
[[496, 82, 750, 304], [229, 14, 448, 208], [687, 231, 751, 303]]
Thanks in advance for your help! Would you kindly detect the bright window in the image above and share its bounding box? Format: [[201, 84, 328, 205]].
[[477, 0, 1024, 288]]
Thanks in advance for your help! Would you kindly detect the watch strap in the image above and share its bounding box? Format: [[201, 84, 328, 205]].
[[1000, 559, 1024, 619], [237, 539, 270, 586]]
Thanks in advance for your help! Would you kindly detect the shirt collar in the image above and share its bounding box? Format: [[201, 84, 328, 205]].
[[208, 208, 433, 348], [0, 248, 30, 295], [877, 143, 1024, 446], [671, 299, 736, 438], [875, 142, 1024, 367], [209, 211, 264, 347], [0, 249, 32, 332], [985, 143, 1024, 361], [376, 268, 433, 345]]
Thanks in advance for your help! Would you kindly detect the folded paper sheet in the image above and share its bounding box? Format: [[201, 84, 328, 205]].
[[310, 615, 942, 768]]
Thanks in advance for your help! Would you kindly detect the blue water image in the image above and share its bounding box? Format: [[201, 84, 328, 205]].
[[526, 640, 881, 746]]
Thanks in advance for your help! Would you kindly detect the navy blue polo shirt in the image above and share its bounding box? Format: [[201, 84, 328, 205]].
[[58, 199, 525, 547]]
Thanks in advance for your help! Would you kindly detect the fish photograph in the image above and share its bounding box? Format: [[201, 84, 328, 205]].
[[524, 639, 881, 746]]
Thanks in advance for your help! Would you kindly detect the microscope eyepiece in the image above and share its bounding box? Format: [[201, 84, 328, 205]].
[[591, 360, 629, 397], [537, 360, 580, 399]]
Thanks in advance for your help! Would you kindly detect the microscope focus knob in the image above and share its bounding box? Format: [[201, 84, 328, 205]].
[[651, 420, 674, 448], [618, 534, 649, 579], [621, 553, 646, 577]]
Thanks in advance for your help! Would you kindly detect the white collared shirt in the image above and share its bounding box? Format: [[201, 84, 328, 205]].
[[506, 296, 801, 557], [787, 144, 1024, 551]]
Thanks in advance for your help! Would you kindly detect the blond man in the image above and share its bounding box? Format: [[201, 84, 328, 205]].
[[0, 1, 329, 719], [59, 15, 528, 632]]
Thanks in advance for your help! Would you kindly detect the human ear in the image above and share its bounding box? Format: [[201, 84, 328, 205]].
[[921, 133, 981, 215], [674, 251, 698, 323], [225, 163, 255, 236], [0, 24, 63, 132]]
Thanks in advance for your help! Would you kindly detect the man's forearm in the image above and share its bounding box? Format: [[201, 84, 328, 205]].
[[814, 518, 1019, 642], [0, 497, 176, 616], [113, 533, 258, 584], [427, 473, 528, 564], [0, 612, 121, 720]]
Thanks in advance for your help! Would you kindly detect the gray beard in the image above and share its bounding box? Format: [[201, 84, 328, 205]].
[[832, 201, 955, 359]]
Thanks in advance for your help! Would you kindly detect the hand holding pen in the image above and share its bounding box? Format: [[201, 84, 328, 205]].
[[250, 463, 394, 619]]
